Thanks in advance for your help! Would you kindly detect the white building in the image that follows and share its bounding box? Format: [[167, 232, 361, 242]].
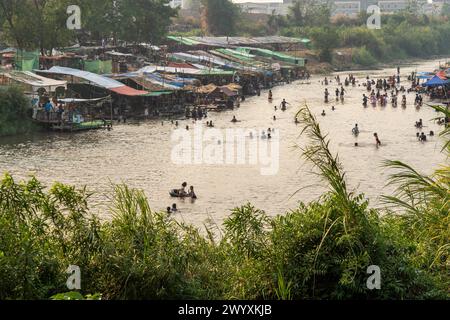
[[333, 1, 362, 16], [235, 0, 448, 16], [169, 0, 184, 9], [377, 1, 408, 13], [234, 0, 292, 15]]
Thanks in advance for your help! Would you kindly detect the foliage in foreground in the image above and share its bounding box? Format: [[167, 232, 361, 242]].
[[0, 106, 448, 300]]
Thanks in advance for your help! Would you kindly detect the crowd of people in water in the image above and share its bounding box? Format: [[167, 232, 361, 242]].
[[164, 66, 449, 213], [318, 66, 449, 148]]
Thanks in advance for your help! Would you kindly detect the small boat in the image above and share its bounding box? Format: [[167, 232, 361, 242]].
[[170, 189, 186, 198]]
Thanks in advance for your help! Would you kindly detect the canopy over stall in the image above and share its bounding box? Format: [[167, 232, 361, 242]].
[[58, 97, 110, 103], [423, 75, 450, 87], [37, 66, 148, 96], [0, 71, 67, 94], [169, 51, 262, 73], [167, 36, 309, 48], [236, 47, 307, 67], [139, 65, 234, 76]]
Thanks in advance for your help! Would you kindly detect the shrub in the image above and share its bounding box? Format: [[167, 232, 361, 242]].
[[352, 46, 378, 66]]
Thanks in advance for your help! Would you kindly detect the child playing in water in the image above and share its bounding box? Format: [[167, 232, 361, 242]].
[[374, 133, 382, 148]]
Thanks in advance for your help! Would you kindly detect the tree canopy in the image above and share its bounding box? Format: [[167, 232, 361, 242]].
[[0, 0, 177, 53], [201, 0, 240, 36]]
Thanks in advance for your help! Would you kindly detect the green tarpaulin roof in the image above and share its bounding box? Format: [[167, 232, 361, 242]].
[[144, 90, 174, 97], [167, 36, 311, 47], [236, 47, 306, 67], [167, 36, 202, 46]]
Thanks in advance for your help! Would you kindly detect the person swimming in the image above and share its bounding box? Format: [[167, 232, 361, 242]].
[[172, 203, 178, 212], [273, 116, 277, 121], [321, 110, 326, 117], [420, 132, 427, 142], [416, 119, 423, 128], [231, 116, 238, 123]]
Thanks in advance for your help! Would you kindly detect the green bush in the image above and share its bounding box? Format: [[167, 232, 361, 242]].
[[352, 46, 378, 66], [0, 86, 36, 137]]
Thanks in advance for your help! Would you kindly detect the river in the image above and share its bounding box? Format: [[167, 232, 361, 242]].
[[0, 58, 447, 227]]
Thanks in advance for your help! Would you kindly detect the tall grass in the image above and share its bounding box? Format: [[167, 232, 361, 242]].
[[0, 105, 448, 300], [382, 105, 449, 291]]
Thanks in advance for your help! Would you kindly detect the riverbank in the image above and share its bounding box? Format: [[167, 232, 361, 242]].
[[297, 48, 450, 74]]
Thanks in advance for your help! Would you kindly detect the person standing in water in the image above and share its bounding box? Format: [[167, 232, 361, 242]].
[[280, 99, 290, 111], [374, 133, 382, 148], [188, 186, 197, 199], [352, 124, 360, 136]]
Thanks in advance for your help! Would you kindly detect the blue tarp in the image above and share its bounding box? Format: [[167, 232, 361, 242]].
[[423, 75, 450, 87]]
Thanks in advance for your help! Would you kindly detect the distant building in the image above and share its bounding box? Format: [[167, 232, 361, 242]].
[[377, 1, 408, 13], [333, 1, 362, 16], [235, 0, 292, 15], [234, 0, 448, 17], [332, 0, 448, 16]]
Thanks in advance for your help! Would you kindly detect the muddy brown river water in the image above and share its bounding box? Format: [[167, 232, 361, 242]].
[[0, 58, 448, 227]]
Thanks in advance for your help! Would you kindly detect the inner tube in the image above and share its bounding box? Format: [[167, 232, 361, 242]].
[[170, 190, 184, 198]]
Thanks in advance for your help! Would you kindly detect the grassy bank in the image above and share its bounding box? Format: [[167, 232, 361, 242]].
[[281, 14, 450, 69], [0, 104, 448, 300], [0, 87, 36, 137]]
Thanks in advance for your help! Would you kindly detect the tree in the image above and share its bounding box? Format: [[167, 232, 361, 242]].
[[0, 0, 28, 48], [201, 0, 239, 36], [287, 0, 332, 27], [268, 11, 288, 34], [309, 27, 339, 62], [442, 3, 450, 18], [0, 0, 76, 52], [0, 0, 177, 50]]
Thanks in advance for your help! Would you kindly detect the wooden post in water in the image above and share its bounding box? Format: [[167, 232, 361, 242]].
[[110, 97, 113, 128]]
